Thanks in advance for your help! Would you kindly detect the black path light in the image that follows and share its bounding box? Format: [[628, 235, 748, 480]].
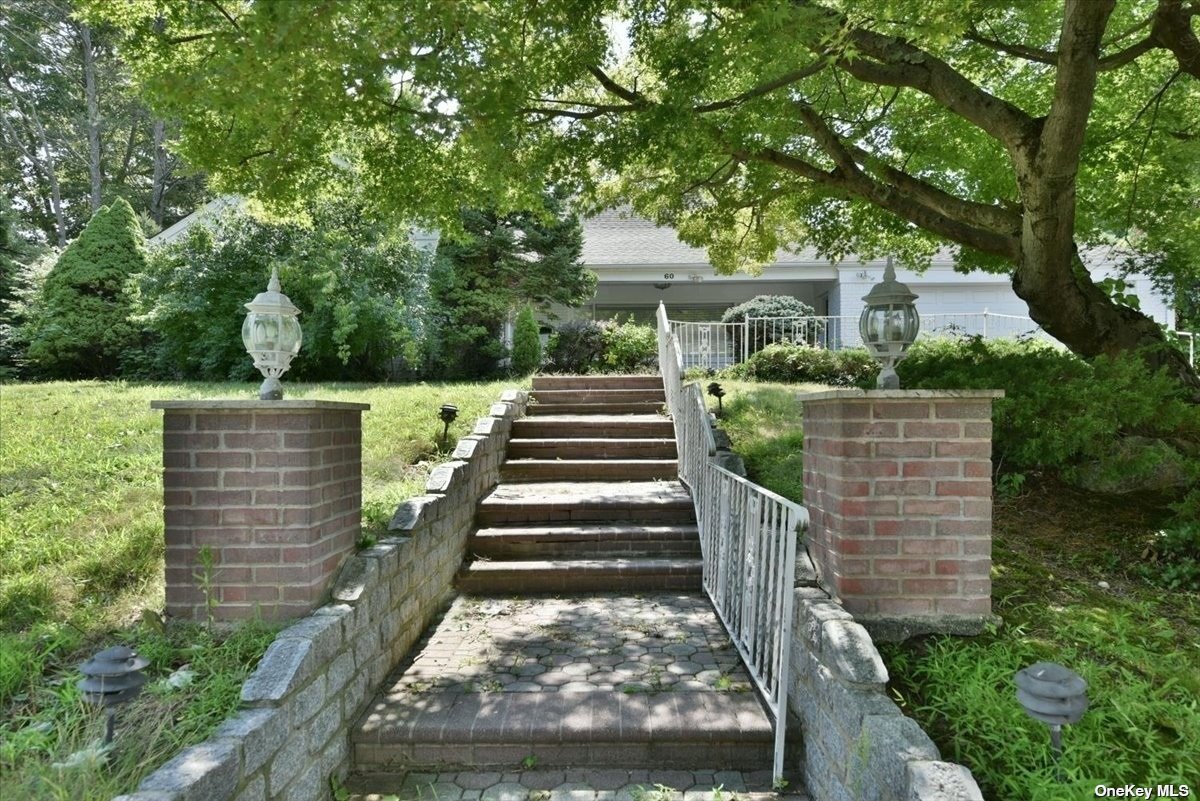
[[439, 404, 459, 445], [707, 382, 726, 418], [1015, 661, 1088, 781], [78, 645, 150, 745]]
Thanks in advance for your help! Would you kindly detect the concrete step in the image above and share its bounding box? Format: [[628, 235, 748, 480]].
[[507, 437, 677, 459], [501, 459, 678, 482], [533, 374, 663, 390], [531, 389, 666, 405], [458, 557, 703, 593], [353, 691, 772, 770], [471, 524, 701, 558], [476, 481, 695, 525], [512, 415, 675, 439], [527, 401, 666, 416]]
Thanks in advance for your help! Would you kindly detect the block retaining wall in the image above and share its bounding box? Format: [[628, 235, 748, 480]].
[[113, 390, 527, 801], [787, 583, 984, 801]]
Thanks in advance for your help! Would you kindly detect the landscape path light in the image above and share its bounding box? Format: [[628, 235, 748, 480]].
[[859, 257, 920, 389], [707, 381, 726, 418], [439, 404, 459, 445], [77, 645, 149, 745], [242, 266, 302, 400], [1015, 661, 1088, 781]]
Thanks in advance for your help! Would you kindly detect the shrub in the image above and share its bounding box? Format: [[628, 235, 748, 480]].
[[23, 199, 146, 377], [510, 305, 541, 374], [136, 203, 429, 381], [731, 343, 878, 387], [545, 319, 605, 373], [1137, 522, 1200, 591], [896, 336, 1200, 525], [721, 294, 820, 353], [600, 317, 657, 373]]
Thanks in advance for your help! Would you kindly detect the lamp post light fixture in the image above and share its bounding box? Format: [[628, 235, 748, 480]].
[[1015, 661, 1088, 781], [242, 266, 302, 400], [439, 404, 458, 445], [78, 645, 150, 745], [859, 258, 920, 389], [707, 381, 726, 418]]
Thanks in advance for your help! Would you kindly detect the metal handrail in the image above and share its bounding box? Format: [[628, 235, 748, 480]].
[[657, 301, 803, 780]]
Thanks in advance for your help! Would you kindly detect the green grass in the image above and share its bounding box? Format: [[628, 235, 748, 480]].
[[0, 378, 523, 799], [704, 379, 827, 502], [711, 379, 1200, 800]]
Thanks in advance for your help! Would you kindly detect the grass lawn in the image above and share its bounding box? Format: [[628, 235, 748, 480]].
[[710, 381, 1200, 801], [0, 378, 523, 800]]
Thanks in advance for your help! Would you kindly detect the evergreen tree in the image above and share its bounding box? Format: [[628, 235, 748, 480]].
[[430, 192, 594, 378], [24, 198, 145, 377], [511, 305, 542, 375]]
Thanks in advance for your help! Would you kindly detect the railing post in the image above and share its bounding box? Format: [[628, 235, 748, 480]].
[[983, 308, 990, 338]]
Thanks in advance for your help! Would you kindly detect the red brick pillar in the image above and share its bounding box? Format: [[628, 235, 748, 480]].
[[151, 400, 369, 622], [800, 390, 1003, 638]]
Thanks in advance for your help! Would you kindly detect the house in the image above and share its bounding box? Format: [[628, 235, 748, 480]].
[[574, 208, 1176, 351]]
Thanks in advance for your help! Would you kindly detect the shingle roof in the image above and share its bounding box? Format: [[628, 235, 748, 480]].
[[581, 207, 826, 267]]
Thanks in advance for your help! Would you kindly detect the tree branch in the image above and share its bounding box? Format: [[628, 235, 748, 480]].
[[966, 28, 1057, 65], [694, 61, 827, 113], [1152, 0, 1200, 77], [587, 66, 644, 104]]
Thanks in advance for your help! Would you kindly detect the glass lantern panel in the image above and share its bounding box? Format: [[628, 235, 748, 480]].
[[280, 316, 303, 354], [252, 315, 281, 350]]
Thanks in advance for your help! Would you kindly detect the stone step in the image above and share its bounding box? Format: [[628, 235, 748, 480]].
[[527, 402, 666, 416], [532, 374, 663, 390], [476, 481, 695, 525], [470, 524, 700, 558], [531, 389, 666, 405], [457, 557, 704, 593], [501, 459, 678, 482], [353, 691, 772, 770], [507, 437, 677, 459], [511, 415, 675, 440]]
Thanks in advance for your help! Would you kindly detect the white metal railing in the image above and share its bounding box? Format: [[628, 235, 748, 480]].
[[1178, 331, 1196, 367], [669, 320, 742, 371], [658, 302, 805, 781]]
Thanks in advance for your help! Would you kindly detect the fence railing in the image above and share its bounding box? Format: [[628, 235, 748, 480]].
[[657, 302, 804, 780]]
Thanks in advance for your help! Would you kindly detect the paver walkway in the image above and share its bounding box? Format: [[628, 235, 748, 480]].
[[351, 376, 784, 783], [345, 768, 810, 801]]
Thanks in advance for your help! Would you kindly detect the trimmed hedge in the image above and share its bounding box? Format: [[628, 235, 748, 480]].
[[729, 342, 878, 387]]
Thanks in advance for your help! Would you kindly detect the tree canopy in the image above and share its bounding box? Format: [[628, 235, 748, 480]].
[[89, 0, 1200, 394]]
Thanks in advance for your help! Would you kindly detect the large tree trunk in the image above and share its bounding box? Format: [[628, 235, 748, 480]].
[[80, 23, 103, 213]]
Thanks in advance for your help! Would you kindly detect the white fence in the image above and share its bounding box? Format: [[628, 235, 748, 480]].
[[672, 310, 1052, 370], [657, 303, 804, 780]]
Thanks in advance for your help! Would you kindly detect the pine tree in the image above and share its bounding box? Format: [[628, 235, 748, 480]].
[[25, 198, 146, 377], [511, 305, 542, 375], [430, 191, 594, 378]]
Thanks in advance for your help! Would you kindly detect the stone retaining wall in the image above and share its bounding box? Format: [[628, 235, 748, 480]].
[[114, 390, 527, 801], [787, 582, 984, 801]]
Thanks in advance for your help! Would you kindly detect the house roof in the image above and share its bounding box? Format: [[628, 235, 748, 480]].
[[581, 207, 826, 267]]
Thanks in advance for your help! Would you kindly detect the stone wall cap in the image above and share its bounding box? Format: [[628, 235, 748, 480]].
[[799, 389, 1004, 403], [151, 399, 371, 411]]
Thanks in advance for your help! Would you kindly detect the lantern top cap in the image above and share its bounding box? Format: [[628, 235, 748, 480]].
[[245, 265, 300, 316], [862, 260, 918, 306], [1016, 661, 1088, 693]]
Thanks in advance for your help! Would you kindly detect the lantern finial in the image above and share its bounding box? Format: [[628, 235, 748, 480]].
[[242, 268, 302, 400], [858, 257, 920, 389]]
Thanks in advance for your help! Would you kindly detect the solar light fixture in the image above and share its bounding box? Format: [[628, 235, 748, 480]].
[[707, 382, 726, 418], [1015, 661, 1088, 781], [859, 258, 920, 389], [242, 266, 302, 400], [78, 645, 150, 745], [439, 404, 459, 444]]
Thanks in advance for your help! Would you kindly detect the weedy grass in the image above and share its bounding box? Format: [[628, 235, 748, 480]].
[[714, 381, 1200, 801], [0, 378, 522, 798], [703, 380, 826, 502]]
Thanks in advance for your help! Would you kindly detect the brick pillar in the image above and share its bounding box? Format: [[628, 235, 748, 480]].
[[151, 400, 370, 622], [800, 389, 1003, 639]]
